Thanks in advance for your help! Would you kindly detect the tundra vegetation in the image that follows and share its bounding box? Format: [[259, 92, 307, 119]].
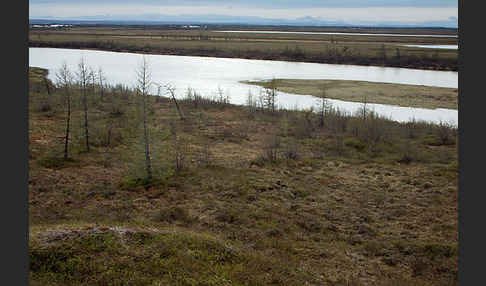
[[29, 64, 457, 286], [243, 79, 458, 110]]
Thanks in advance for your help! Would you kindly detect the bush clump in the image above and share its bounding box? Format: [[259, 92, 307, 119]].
[[344, 137, 367, 151], [153, 206, 195, 225]]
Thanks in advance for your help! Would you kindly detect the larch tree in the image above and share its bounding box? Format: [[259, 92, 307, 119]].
[[164, 83, 185, 120], [263, 78, 278, 113], [76, 57, 92, 152], [98, 67, 106, 101], [318, 84, 329, 128], [56, 62, 73, 160], [136, 56, 153, 181]]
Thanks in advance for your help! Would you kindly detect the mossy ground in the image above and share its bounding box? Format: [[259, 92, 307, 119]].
[[29, 67, 458, 285]]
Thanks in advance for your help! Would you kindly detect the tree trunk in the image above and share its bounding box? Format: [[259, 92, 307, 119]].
[[99, 69, 105, 101], [167, 86, 184, 120], [83, 92, 90, 152], [106, 120, 112, 148], [57, 63, 72, 160], [137, 57, 153, 181], [142, 93, 152, 181], [43, 77, 51, 95], [77, 58, 91, 152], [64, 90, 71, 160]]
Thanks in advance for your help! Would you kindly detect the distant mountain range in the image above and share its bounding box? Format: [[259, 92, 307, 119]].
[[29, 14, 458, 29]]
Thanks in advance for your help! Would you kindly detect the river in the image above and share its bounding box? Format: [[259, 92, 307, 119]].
[[29, 47, 458, 125]]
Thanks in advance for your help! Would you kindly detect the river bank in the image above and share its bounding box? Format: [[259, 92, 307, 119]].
[[243, 79, 458, 110], [29, 47, 458, 125]]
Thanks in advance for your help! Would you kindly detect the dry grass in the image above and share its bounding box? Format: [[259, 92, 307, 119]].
[[29, 26, 458, 70], [243, 79, 458, 110], [29, 67, 458, 285]]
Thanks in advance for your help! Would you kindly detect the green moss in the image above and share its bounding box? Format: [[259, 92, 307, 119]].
[[30, 230, 269, 285]]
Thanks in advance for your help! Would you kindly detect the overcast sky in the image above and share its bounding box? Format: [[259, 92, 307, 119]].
[[29, 0, 458, 27]]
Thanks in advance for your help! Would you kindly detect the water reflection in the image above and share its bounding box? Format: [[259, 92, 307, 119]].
[[402, 45, 458, 49]]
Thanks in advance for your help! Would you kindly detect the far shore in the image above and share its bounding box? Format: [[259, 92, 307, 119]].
[[28, 25, 458, 71]]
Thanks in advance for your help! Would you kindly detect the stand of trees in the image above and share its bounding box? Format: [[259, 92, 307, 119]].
[[40, 57, 175, 182], [33, 57, 457, 185]]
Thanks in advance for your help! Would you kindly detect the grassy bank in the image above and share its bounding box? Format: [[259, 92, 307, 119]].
[[29, 66, 458, 285], [243, 79, 458, 110], [29, 26, 458, 71]]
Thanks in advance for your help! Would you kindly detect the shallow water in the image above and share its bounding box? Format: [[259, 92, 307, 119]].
[[29, 47, 458, 125], [402, 44, 458, 50]]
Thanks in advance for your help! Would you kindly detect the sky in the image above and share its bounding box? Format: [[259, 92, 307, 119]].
[[29, 0, 459, 27]]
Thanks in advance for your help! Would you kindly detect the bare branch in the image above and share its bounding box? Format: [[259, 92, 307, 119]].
[[161, 83, 185, 120]]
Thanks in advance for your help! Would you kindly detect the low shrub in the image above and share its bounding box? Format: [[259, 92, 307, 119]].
[[363, 240, 387, 257], [119, 177, 164, 191], [214, 208, 243, 224], [153, 206, 195, 225], [283, 139, 300, 160], [38, 156, 74, 169], [262, 134, 281, 162], [436, 122, 456, 146], [344, 137, 367, 151]]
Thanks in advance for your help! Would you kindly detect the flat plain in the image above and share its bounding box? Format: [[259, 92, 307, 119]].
[[29, 25, 458, 71]]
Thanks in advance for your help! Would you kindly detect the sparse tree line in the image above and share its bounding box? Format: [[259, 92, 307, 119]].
[[30, 58, 244, 184], [31, 58, 156, 182], [30, 59, 457, 187], [244, 82, 457, 166]]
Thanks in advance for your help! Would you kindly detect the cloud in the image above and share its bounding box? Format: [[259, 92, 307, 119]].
[[29, 1, 458, 27], [29, 0, 458, 9]]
